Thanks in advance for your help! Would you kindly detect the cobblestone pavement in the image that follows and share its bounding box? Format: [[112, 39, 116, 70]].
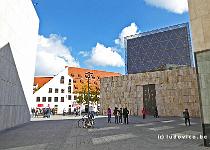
[[0, 116, 210, 150]]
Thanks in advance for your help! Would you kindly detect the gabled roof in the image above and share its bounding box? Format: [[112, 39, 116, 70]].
[[34, 76, 53, 89], [33, 67, 121, 93]]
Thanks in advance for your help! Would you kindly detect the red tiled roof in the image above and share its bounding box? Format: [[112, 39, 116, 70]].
[[68, 67, 121, 93], [34, 77, 53, 89]]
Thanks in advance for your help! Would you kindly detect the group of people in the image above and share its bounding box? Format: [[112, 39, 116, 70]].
[[107, 106, 191, 127], [107, 107, 129, 124], [31, 107, 56, 118]]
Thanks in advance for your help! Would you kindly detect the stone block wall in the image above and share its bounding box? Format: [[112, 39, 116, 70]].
[[100, 67, 200, 117]]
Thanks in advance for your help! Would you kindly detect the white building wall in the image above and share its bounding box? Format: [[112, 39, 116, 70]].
[[0, 0, 39, 110], [33, 68, 77, 114]]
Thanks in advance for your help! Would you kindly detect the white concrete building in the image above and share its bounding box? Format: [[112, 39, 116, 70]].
[[0, 0, 39, 131], [33, 68, 77, 114]]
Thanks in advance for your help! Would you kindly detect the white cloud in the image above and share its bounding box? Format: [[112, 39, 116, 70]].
[[115, 23, 139, 48], [144, 0, 188, 14], [87, 43, 124, 67], [79, 51, 89, 57], [35, 34, 79, 76]]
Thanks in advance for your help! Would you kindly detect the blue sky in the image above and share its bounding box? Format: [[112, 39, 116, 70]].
[[33, 0, 189, 76]]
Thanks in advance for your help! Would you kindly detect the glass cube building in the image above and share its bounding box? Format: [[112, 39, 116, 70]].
[[125, 23, 193, 74]]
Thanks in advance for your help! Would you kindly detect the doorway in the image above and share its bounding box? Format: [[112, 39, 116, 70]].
[[143, 84, 156, 115]]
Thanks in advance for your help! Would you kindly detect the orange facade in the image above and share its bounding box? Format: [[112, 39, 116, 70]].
[[68, 67, 121, 93]]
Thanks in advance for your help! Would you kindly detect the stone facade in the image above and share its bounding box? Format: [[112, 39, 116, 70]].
[[100, 67, 200, 117], [188, 0, 210, 146]]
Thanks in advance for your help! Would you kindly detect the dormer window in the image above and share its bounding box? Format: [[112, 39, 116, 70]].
[[71, 73, 74, 77], [60, 76, 64, 84]]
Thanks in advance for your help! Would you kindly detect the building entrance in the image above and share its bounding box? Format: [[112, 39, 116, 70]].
[[143, 84, 156, 115]]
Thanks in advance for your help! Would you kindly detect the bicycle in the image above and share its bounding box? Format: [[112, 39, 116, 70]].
[[77, 114, 95, 128]]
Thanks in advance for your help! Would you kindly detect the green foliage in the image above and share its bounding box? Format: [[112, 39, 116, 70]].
[[76, 83, 100, 105]]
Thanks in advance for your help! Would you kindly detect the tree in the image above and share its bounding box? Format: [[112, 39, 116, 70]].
[[76, 82, 100, 105]]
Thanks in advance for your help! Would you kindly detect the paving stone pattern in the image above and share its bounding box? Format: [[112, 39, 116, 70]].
[[0, 116, 209, 150]]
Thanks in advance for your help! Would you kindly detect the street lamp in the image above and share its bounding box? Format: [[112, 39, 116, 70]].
[[85, 72, 93, 113]]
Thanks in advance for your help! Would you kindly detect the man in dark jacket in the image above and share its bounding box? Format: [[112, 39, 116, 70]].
[[118, 108, 123, 124], [183, 109, 190, 126], [123, 107, 129, 124], [113, 107, 119, 124]]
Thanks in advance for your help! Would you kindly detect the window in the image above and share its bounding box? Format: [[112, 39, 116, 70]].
[[74, 95, 77, 100], [68, 95, 71, 100], [97, 76, 100, 79], [55, 88, 59, 93], [78, 74, 82, 77], [61, 89, 65, 93], [74, 85, 78, 89], [70, 73, 74, 77], [68, 79, 71, 85], [54, 97, 58, 102], [48, 97, 52, 102], [73, 80, 76, 83], [92, 76, 95, 79], [49, 88, 52, 93], [42, 97, 46, 102], [69, 105, 71, 107], [68, 86, 71, 93], [36, 97, 40, 102], [61, 97, 64, 102], [60, 76, 64, 84], [80, 80, 83, 83]]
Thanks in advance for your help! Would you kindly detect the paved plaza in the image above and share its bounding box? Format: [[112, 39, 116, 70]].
[[0, 116, 210, 150]]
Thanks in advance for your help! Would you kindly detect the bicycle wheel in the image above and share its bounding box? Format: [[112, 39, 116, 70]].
[[77, 119, 84, 128]]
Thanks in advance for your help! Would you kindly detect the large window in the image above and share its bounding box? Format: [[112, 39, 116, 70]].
[[48, 97, 52, 102], [36, 97, 40, 102], [74, 95, 77, 100], [54, 97, 58, 102], [68, 95, 71, 100], [49, 88, 52, 93], [61, 89, 65, 93], [68, 86, 71, 93], [42, 97, 46, 102], [60, 76, 64, 84], [55, 88, 59, 93], [61, 97, 64, 102]]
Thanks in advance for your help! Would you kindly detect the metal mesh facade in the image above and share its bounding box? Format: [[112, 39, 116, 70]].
[[126, 23, 193, 74]]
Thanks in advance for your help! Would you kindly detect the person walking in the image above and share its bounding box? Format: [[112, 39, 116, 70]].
[[113, 107, 119, 124], [154, 106, 159, 118], [118, 108, 123, 124], [183, 109, 191, 126], [142, 107, 146, 119], [63, 108, 66, 116], [107, 108, 112, 123], [123, 107, 129, 124], [35, 108, 38, 118]]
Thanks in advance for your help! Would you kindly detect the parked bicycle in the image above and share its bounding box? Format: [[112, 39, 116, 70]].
[[77, 113, 95, 128]]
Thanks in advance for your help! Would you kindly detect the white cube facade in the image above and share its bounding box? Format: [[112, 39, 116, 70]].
[[0, 0, 39, 130], [0, 0, 39, 109]]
